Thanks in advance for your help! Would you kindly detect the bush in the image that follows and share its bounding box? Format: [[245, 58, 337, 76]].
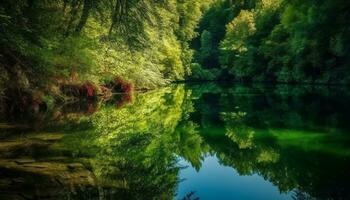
[[189, 63, 221, 81], [103, 76, 134, 94]]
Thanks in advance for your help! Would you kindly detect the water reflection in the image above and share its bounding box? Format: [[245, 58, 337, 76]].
[[0, 84, 350, 199], [177, 156, 292, 200]]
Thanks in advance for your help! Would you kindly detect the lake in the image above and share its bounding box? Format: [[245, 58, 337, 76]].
[[0, 83, 350, 200]]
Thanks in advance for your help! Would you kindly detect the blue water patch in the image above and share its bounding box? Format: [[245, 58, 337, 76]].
[[176, 155, 292, 200]]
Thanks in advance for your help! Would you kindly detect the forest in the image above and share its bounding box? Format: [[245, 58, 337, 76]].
[[1, 0, 350, 111], [191, 0, 350, 83], [1, 1, 350, 199]]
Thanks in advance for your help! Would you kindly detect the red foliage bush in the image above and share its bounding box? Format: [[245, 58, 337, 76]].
[[113, 77, 134, 94], [83, 82, 96, 98], [116, 93, 133, 108]]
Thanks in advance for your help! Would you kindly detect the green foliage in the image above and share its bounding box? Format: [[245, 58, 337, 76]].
[[192, 0, 240, 69], [56, 85, 203, 198], [198, 30, 213, 65], [1, 84, 350, 198], [189, 63, 221, 81], [0, 0, 212, 92], [221, 10, 256, 53], [193, 0, 350, 84]]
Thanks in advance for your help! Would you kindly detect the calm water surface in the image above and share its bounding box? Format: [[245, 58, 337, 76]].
[[0, 83, 350, 200]]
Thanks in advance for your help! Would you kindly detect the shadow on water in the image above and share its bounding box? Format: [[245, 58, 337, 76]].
[[0, 83, 350, 199]]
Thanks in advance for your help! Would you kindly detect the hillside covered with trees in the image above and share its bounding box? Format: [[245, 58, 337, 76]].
[[192, 0, 350, 84], [0, 0, 211, 104]]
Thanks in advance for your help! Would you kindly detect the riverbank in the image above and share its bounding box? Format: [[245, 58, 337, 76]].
[[2, 72, 350, 121]]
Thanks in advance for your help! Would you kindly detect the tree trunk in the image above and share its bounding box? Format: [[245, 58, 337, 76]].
[[109, 0, 127, 37], [75, 0, 93, 34], [65, 0, 82, 37]]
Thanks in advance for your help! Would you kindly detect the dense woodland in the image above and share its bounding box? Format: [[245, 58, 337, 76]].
[[1, 1, 350, 199], [192, 0, 350, 83], [0, 0, 350, 111], [0, 0, 212, 112]]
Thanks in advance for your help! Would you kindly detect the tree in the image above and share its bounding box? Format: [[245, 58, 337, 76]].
[[199, 30, 213, 64], [74, 0, 94, 34]]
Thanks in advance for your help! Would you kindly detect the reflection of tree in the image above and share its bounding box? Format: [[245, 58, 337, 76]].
[[2, 84, 350, 199], [256, 148, 279, 163], [292, 190, 316, 200], [0, 84, 205, 199], [175, 121, 203, 171], [181, 191, 200, 200], [57, 84, 205, 199], [77, 83, 350, 200], [197, 84, 350, 200], [221, 111, 254, 149]]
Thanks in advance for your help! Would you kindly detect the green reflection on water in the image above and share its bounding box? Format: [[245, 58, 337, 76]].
[[0, 83, 350, 199]]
